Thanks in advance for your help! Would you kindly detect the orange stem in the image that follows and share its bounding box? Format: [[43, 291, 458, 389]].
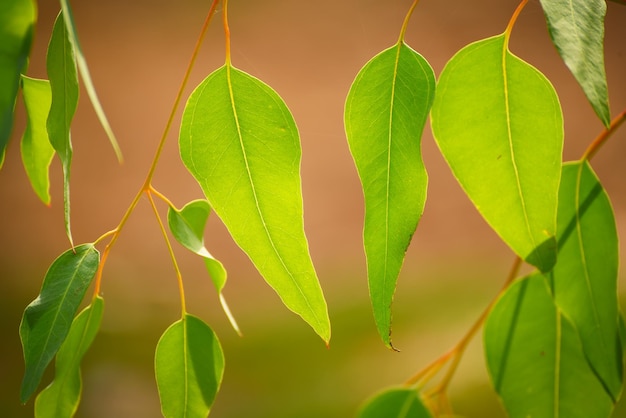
[[582, 109, 626, 161]]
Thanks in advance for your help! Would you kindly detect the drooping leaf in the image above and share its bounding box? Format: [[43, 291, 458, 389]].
[[344, 42, 434, 348], [155, 314, 224, 418], [357, 387, 432, 418], [431, 34, 563, 272], [20, 244, 100, 403], [47, 11, 78, 247], [0, 0, 35, 167], [20, 75, 55, 205], [549, 161, 622, 400], [34, 296, 104, 418], [539, 0, 610, 127], [179, 64, 330, 343], [484, 274, 614, 417], [167, 199, 240, 335]]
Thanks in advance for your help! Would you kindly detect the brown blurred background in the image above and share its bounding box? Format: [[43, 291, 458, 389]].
[[1, 0, 625, 416]]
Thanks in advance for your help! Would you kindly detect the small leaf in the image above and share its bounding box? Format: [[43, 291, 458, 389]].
[[180, 64, 330, 343], [539, 0, 610, 127], [34, 296, 104, 418], [0, 0, 35, 167], [20, 76, 55, 205], [155, 314, 224, 418], [431, 34, 563, 272], [484, 274, 614, 417], [357, 387, 432, 418], [345, 42, 434, 348], [20, 244, 100, 403]]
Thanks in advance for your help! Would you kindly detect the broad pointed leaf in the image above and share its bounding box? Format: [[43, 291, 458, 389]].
[[431, 34, 563, 272], [484, 274, 614, 417], [539, 0, 610, 126], [155, 314, 224, 418], [34, 296, 104, 418], [20, 76, 55, 205], [20, 244, 100, 403], [345, 42, 434, 348], [0, 0, 35, 167], [180, 64, 330, 343], [357, 387, 432, 418]]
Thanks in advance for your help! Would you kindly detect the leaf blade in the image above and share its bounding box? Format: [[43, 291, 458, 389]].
[[357, 387, 432, 418]]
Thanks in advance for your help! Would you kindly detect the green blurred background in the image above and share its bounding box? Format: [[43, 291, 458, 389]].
[[1, 0, 626, 416]]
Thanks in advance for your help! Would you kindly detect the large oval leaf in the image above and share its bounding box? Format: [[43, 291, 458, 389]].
[[357, 387, 432, 418], [179, 64, 330, 343], [345, 42, 435, 348], [431, 34, 563, 272]]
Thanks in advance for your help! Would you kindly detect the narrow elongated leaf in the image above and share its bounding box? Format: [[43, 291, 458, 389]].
[[357, 387, 432, 418], [180, 64, 330, 343], [34, 296, 104, 418], [155, 314, 224, 418], [20, 244, 100, 403], [47, 11, 78, 247], [0, 0, 35, 167], [484, 274, 614, 417], [344, 42, 435, 348], [539, 0, 610, 127], [431, 34, 563, 272], [20, 76, 55, 205], [549, 161, 622, 399]]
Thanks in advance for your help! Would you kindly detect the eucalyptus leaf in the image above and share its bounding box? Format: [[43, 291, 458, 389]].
[[431, 34, 563, 272], [34, 296, 104, 418], [180, 64, 330, 343], [20, 244, 100, 403], [155, 314, 224, 418], [345, 42, 434, 348], [357, 387, 432, 418]]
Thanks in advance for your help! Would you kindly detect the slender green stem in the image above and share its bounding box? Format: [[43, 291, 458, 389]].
[[398, 0, 420, 43], [150, 185, 177, 209], [582, 109, 626, 161]]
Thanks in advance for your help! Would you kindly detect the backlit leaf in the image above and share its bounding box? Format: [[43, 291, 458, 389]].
[[155, 314, 224, 418], [431, 34, 563, 272], [345, 42, 434, 348], [34, 296, 104, 418], [20, 244, 100, 403], [357, 387, 432, 418], [180, 64, 330, 343]]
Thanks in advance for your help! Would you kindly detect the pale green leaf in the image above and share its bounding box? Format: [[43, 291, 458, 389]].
[[345, 42, 434, 348], [155, 314, 224, 418], [357, 387, 432, 418], [20, 75, 55, 205], [20, 244, 100, 403], [484, 274, 614, 417], [539, 0, 610, 126], [180, 64, 330, 343], [34, 296, 104, 418], [431, 34, 563, 272]]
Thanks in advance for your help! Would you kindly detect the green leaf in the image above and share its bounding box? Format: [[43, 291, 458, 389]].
[[549, 161, 622, 400], [20, 244, 100, 403], [357, 387, 432, 418], [179, 64, 330, 343], [155, 314, 224, 418], [539, 0, 610, 127], [47, 11, 78, 247], [344, 42, 434, 348], [167, 199, 240, 335], [20, 75, 55, 205], [484, 274, 614, 418], [0, 0, 35, 167], [34, 296, 104, 418], [431, 34, 563, 272]]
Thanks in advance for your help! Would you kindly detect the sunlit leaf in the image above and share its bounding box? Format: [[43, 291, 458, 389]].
[[20, 76, 55, 205], [34, 296, 104, 418], [431, 34, 563, 272], [345, 42, 434, 348], [484, 274, 614, 417], [539, 0, 610, 126], [20, 244, 100, 403], [357, 387, 432, 418], [549, 161, 622, 400], [155, 314, 224, 418], [0, 0, 35, 167], [180, 64, 330, 343]]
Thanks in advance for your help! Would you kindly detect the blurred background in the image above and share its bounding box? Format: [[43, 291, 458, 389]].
[[1, 0, 625, 416]]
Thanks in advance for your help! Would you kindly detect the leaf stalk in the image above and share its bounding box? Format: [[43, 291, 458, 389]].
[[582, 109, 626, 161]]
